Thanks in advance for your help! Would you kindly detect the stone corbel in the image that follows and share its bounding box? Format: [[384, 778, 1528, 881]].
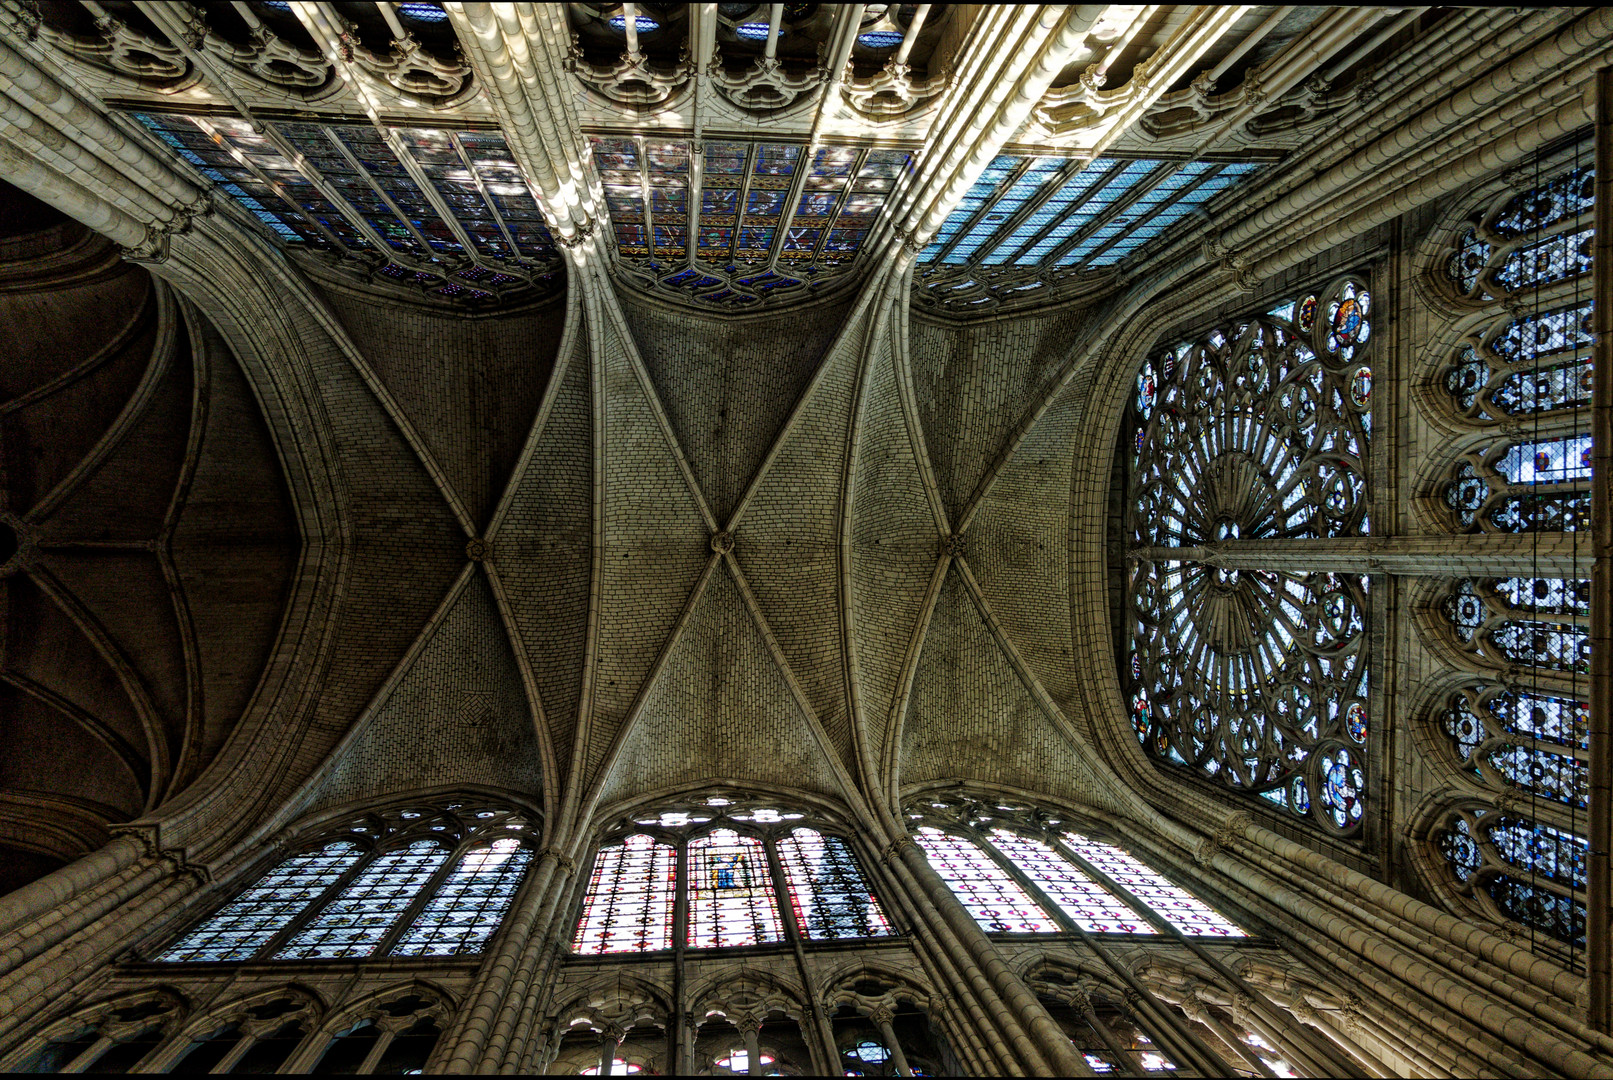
[[119, 195, 212, 265], [353, 31, 474, 102], [708, 52, 820, 112], [842, 58, 949, 118], [35, 8, 189, 84], [568, 35, 694, 107]]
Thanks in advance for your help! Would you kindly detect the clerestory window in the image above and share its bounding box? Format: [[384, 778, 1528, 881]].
[[905, 797, 1246, 938], [572, 795, 893, 955], [152, 798, 536, 962], [1421, 149, 1594, 962]]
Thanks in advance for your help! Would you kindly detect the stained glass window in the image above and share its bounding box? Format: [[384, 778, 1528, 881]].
[[776, 829, 893, 940], [687, 830, 785, 948], [588, 137, 910, 305], [273, 841, 450, 960], [984, 830, 1149, 933], [573, 834, 676, 955], [155, 841, 362, 962], [1437, 161, 1593, 532], [1440, 686, 1587, 807], [1436, 811, 1586, 947], [573, 799, 894, 954], [1125, 278, 1373, 833], [389, 839, 533, 956], [1443, 302, 1593, 421], [1443, 578, 1590, 676], [129, 112, 558, 304], [907, 798, 1250, 939], [1060, 834, 1246, 937], [1446, 166, 1593, 300], [154, 802, 537, 964], [916, 155, 1264, 311], [913, 828, 1059, 933]]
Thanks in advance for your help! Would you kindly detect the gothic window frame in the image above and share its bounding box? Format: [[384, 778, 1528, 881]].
[[149, 795, 540, 964], [1417, 142, 1596, 534], [1423, 800, 1587, 957], [570, 792, 897, 958], [1410, 142, 1596, 961], [902, 794, 1252, 941], [1411, 573, 1592, 961], [136, 985, 324, 1075], [1425, 575, 1591, 679], [0, 987, 189, 1074], [1436, 158, 1593, 307], [1427, 679, 1589, 812], [1121, 272, 1375, 836]]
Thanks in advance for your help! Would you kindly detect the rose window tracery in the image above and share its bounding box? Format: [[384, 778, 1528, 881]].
[[1124, 277, 1372, 834]]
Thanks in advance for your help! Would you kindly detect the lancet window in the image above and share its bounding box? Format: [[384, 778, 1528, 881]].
[[1423, 148, 1594, 961], [1124, 277, 1374, 833], [1428, 575, 1591, 957], [1440, 577, 1590, 676], [915, 154, 1265, 312], [153, 798, 536, 962], [571, 795, 893, 956], [1435, 807, 1586, 948], [590, 136, 912, 306], [1436, 158, 1594, 532], [130, 112, 559, 305], [1445, 166, 1593, 300], [1438, 685, 1588, 808], [905, 797, 1247, 938]]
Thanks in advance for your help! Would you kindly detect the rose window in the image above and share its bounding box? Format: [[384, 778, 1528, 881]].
[[1123, 277, 1373, 834]]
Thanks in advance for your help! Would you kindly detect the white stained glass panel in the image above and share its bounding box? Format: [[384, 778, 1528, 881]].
[[389, 838, 533, 956], [273, 840, 449, 960], [776, 828, 893, 940], [914, 828, 1058, 933], [156, 840, 362, 962], [1062, 833, 1246, 937], [687, 829, 784, 949], [573, 834, 676, 954], [986, 830, 1152, 934]]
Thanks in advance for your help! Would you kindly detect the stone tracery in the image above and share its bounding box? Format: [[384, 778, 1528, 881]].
[[0, 5, 1608, 1076], [1124, 276, 1373, 833]]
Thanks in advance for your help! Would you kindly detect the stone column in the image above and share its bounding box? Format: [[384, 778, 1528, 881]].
[[890, 839, 1086, 1074], [869, 1005, 914, 1078]]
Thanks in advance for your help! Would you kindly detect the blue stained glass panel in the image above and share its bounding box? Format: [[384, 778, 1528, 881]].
[[390, 840, 532, 957], [156, 841, 362, 962], [273, 841, 449, 960]]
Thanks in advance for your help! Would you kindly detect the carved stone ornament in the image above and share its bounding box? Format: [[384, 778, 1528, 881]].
[[567, 34, 694, 107], [710, 530, 735, 555], [197, 19, 331, 91], [842, 59, 949, 118], [709, 53, 821, 113], [35, 9, 189, 85], [555, 219, 598, 250], [354, 32, 474, 102]]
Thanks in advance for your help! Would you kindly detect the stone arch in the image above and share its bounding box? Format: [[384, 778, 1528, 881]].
[[137, 982, 324, 1074], [0, 985, 189, 1073], [283, 978, 457, 1074]]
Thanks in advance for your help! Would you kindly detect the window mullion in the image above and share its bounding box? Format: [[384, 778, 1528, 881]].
[[1048, 836, 1179, 938], [252, 844, 375, 960], [973, 830, 1079, 935], [762, 834, 805, 942], [673, 837, 690, 951], [374, 841, 465, 957]]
